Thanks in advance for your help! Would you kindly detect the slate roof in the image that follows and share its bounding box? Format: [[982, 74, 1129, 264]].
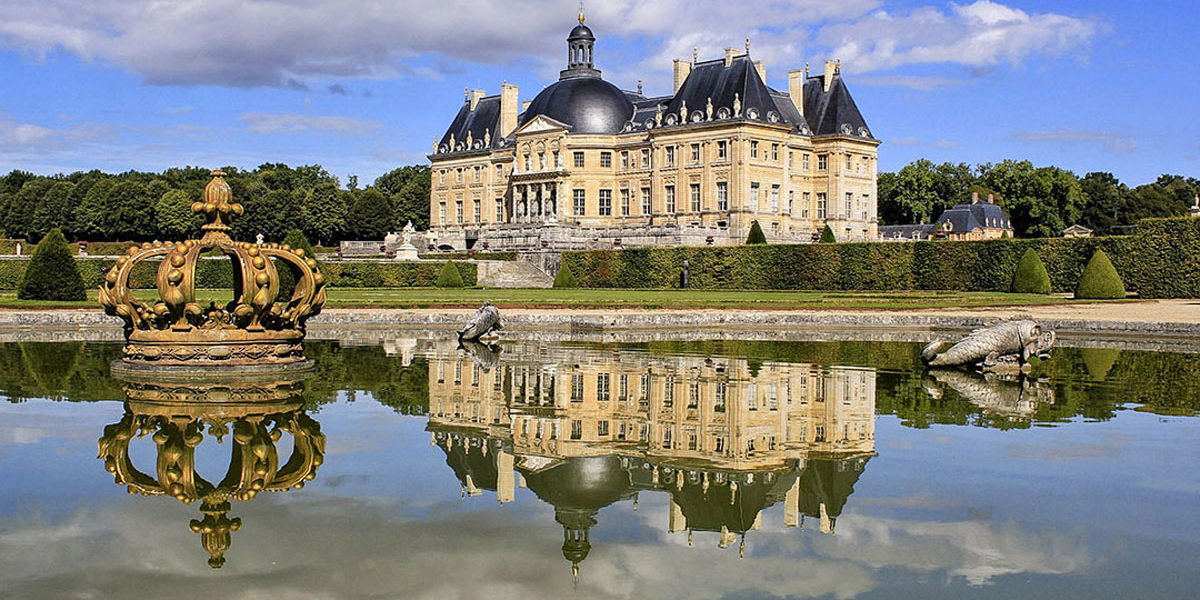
[[879, 224, 936, 240], [934, 201, 1012, 233], [437, 95, 502, 154]]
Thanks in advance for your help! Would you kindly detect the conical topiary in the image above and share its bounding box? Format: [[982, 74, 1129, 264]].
[[17, 228, 85, 301], [553, 261, 579, 288], [1011, 248, 1051, 294], [437, 260, 464, 288], [1075, 249, 1125, 299], [819, 224, 836, 243], [746, 220, 767, 245]]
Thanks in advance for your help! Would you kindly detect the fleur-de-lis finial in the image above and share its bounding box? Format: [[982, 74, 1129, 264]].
[[192, 170, 243, 236]]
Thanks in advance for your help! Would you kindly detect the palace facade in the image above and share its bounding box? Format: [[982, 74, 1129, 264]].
[[427, 12, 880, 252]]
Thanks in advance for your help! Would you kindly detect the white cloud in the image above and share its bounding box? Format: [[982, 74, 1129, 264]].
[[239, 112, 382, 135], [856, 74, 964, 90], [0, 117, 110, 151], [816, 1, 1099, 73], [1013, 129, 1137, 154]]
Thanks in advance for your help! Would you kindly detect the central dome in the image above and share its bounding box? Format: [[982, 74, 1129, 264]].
[[520, 77, 633, 135]]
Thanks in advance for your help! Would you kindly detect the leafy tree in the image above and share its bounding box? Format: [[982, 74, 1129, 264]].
[[374, 165, 427, 195], [30, 181, 76, 242], [5, 178, 55, 240], [746, 220, 767, 244], [877, 159, 974, 225], [1011, 248, 1051, 294], [155, 189, 201, 240], [17, 228, 85, 301], [437, 260, 464, 288], [73, 178, 119, 241], [820, 224, 836, 243], [1075, 249, 1125, 299], [394, 169, 431, 231], [110, 179, 157, 241], [301, 182, 348, 245], [1078, 172, 1125, 235], [350, 188, 394, 239], [234, 188, 299, 243], [553, 261, 579, 288], [978, 160, 1083, 238]]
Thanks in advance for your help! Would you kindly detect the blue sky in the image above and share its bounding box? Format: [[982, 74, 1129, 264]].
[[0, 0, 1196, 187]]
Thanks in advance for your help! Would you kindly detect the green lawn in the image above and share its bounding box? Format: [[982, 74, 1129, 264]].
[[0, 287, 1120, 311]]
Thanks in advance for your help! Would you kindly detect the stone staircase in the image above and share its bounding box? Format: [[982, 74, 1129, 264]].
[[475, 259, 554, 288]]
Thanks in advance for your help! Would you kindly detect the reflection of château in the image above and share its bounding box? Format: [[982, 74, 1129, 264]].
[[97, 377, 325, 568], [426, 341, 875, 575]]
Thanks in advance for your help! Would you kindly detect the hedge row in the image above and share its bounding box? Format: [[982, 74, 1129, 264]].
[[0, 257, 477, 290], [419, 251, 519, 261], [559, 218, 1200, 297], [1, 239, 143, 257], [561, 236, 1136, 293]]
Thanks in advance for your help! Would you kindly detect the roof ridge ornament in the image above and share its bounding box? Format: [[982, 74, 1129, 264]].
[[579, 0, 585, 24]]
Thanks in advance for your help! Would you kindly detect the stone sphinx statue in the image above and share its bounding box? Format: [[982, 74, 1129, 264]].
[[921, 319, 1055, 372]]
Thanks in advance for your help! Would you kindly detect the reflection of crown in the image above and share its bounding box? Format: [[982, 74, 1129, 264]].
[[98, 170, 326, 367], [98, 377, 325, 568]]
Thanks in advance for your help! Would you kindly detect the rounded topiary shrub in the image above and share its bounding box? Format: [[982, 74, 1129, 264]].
[[746, 221, 767, 245], [553, 261, 579, 288], [17, 228, 85, 301], [1011, 248, 1051, 294], [437, 260, 464, 288], [1075, 249, 1125, 299], [820, 224, 836, 243]]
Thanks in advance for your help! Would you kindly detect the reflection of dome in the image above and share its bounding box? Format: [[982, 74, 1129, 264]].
[[520, 78, 633, 135]]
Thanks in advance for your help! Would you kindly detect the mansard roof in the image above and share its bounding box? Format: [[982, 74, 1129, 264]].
[[437, 95, 503, 154], [934, 200, 1012, 233], [802, 73, 872, 138]]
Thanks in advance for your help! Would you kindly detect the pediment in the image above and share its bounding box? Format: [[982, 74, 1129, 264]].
[[514, 115, 572, 136]]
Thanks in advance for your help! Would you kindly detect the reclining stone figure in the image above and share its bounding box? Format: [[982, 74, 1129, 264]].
[[458, 302, 502, 342], [921, 319, 1055, 372]]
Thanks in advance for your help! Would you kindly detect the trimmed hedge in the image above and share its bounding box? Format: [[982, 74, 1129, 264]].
[[562, 234, 1138, 293], [0, 257, 476, 290], [17, 229, 85, 301], [746, 221, 767, 245], [436, 260, 465, 288], [1011, 249, 1051, 294], [1123, 218, 1200, 299], [553, 261, 579, 288], [1075, 249, 1125, 299]]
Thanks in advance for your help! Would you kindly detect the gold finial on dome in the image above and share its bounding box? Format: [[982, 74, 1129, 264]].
[[578, 0, 585, 24]]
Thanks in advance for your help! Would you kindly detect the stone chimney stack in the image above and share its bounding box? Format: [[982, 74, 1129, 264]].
[[499, 83, 519, 137], [788, 70, 806, 118], [724, 48, 736, 67], [753, 60, 766, 82], [522, 99, 532, 113], [673, 59, 692, 93], [823, 60, 838, 92], [469, 89, 485, 111]]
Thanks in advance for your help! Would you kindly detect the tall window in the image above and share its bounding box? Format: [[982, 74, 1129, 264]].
[[817, 193, 827, 219], [600, 152, 612, 167], [554, 152, 562, 169], [665, 146, 675, 166], [641, 148, 651, 168], [641, 187, 652, 215], [473, 199, 481, 222], [597, 373, 610, 402], [665, 185, 676, 213], [621, 189, 631, 216], [495, 164, 503, 179], [717, 140, 727, 160], [772, 143, 779, 161], [845, 154, 853, 170], [495, 198, 504, 222], [845, 192, 853, 217], [599, 189, 612, 216], [817, 154, 827, 170], [538, 153, 546, 170], [620, 151, 629, 169], [788, 191, 794, 216], [573, 189, 586, 216], [457, 169, 463, 183], [749, 182, 759, 212], [690, 183, 701, 212], [690, 143, 700, 163], [803, 192, 811, 218], [664, 376, 674, 408], [439, 202, 446, 225], [474, 167, 481, 182], [788, 151, 794, 168], [523, 155, 531, 171], [716, 181, 728, 211], [771, 185, 780, 213], [573, 151, 585, 168], [619, 374, 628, 401], [455, 200, 463, 223], [571, 374, 584, 402], [803, 154, 811, 170], [750, 141, 759, 158]]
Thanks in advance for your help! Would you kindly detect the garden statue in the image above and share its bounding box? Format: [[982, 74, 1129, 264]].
[[921, 319, 1055, 372], [458, 302, 501, 342], [99, 169, 326, 371], [256, 233, 264, 245], [924, 369, 1055, 420], [459, 339, 502, 371]]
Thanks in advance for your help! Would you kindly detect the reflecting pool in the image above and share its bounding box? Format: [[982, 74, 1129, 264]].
[[1, 335, 1198, 599]]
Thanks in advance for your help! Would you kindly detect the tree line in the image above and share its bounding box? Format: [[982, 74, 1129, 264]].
[[0, 163, 430, 245], [2, 158, 1196, 243], [878, 159, 1199, 237]]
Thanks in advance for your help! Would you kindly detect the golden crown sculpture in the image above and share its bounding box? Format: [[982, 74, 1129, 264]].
[[98, 376, 325, 568], [99, 170, 326, 369]]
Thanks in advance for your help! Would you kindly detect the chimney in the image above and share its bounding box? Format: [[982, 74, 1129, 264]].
[[521, 99, 532, 113], [724, 48, 736, 67], [823, 60, 837, 92], [753, 60, 766, 83], [499, 83, 519, 137], [469, 89, 485, 111], [972, 191, 980, 204], [788, 70, 806, 118], [988, 194, 995, 204], [673, 58, 692, 93]]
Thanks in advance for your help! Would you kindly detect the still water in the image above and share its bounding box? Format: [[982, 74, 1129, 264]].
[[0, 336, 1198, 599]]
